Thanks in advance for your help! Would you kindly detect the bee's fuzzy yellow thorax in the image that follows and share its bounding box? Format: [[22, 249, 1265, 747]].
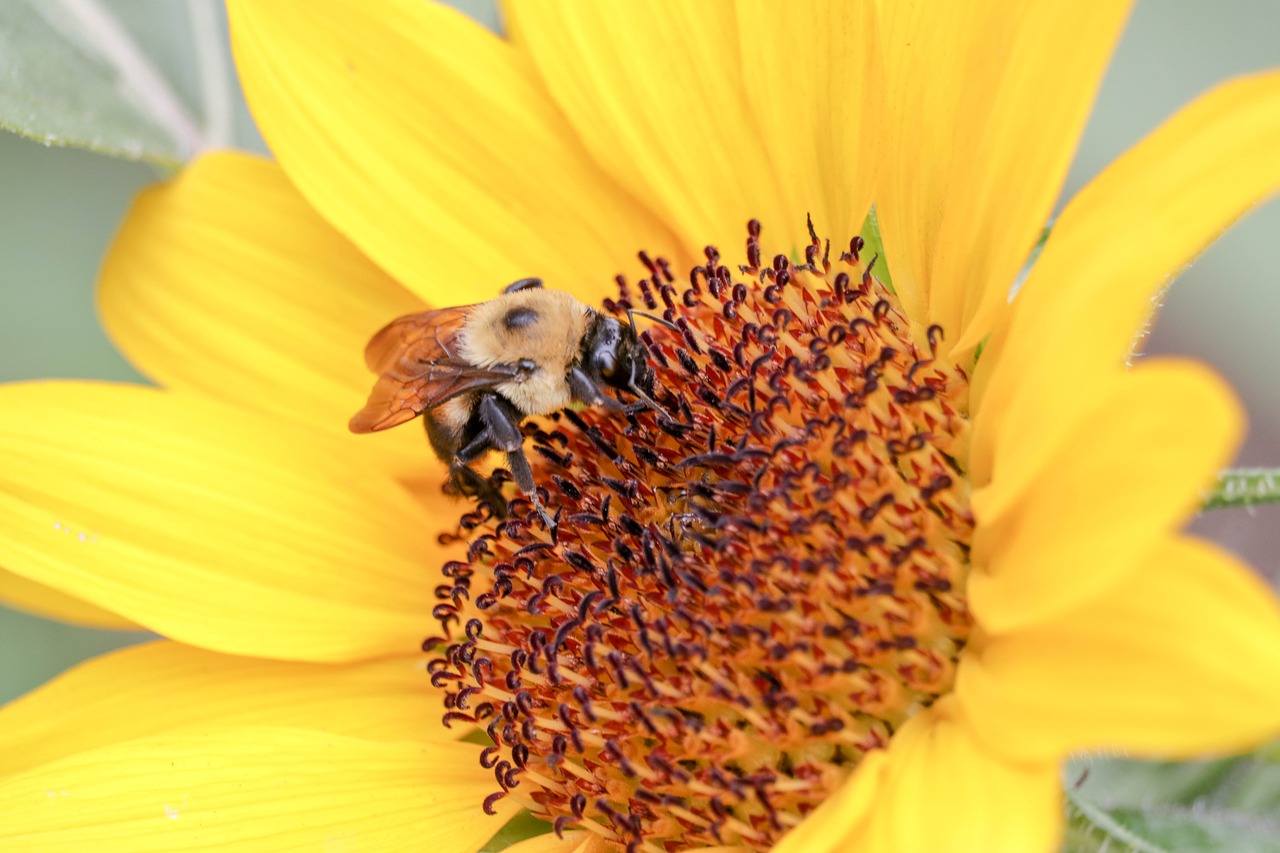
[[460, 288, 589, 416]]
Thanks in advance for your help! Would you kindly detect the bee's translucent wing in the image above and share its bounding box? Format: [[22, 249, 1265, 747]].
[[349, 306, 522, 433]]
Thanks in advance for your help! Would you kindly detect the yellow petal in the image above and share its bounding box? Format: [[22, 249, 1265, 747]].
[[734, 0, 882, 248], [973, 71, 1280, 477], [100, 151, 431, 472], [848, 700, 1062, 853], [0, 641, 452, 777], [227, 0, 678, 307], [505, 0, 795, 254], [0, 569, 136, 630], [0, 382, 449, 663], [772, 749, 888, 853], [504, 832, 609, 853], [958, 536, 1280, 763], [877, 0, 1132, 358], [0, 727, 518, 852], [969, 360, 1242, 633]]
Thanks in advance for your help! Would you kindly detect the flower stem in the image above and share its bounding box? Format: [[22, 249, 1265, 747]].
[[1062, 788, 1162, 853], [1203, 468, 1280, 511]]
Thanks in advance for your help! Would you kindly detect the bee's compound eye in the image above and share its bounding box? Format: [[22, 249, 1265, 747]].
[[596, 352, 617, 378]]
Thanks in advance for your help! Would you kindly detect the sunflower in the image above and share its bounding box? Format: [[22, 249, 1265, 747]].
[[3, 0, 1280, 850]]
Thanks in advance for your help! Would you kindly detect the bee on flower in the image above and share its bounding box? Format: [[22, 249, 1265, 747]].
[[2, 2, 1280, 853]]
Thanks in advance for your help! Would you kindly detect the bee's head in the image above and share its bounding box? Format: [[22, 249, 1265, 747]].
[[582, 312, 655, 396]]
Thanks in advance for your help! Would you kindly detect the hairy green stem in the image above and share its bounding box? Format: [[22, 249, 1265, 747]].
[[1203, 468, 1280, 511]]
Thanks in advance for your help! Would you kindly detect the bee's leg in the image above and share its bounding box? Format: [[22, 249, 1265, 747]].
[[448, 462, 508, 518], [452, 425, 507, 517], [566, 366, 626, 413], [503, 277, 543, 294], [477, 394, 556, 532], [505, 444, 557, 533]]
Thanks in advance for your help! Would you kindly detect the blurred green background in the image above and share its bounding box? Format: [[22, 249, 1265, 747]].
[[0, 0, 1277, 707]]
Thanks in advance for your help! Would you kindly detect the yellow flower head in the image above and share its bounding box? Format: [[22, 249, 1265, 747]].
[[3, 1, 1280, 851]]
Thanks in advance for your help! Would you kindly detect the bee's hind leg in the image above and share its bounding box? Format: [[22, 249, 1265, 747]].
[[477, 394, 557, 533], [448, 462, 508, 519]]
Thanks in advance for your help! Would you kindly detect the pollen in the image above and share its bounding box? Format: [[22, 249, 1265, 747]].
[[426, 221, 975, 852]]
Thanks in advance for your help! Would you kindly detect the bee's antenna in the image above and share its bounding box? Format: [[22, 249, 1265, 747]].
[[629, 385, 667, 413], [628, 308, 679, 333], [626, 358, 668, 414]]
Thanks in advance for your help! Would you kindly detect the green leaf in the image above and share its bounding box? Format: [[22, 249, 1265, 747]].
[[1203, 468, 1280, 511], [0, 0, 200, 165], [481, 810, 554, 851], [1012, 222, 1054, 294], [858, 205, 894, 295], [1063, 750, 1280, 852]]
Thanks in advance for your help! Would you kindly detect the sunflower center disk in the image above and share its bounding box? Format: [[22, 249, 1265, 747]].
[[428, 224, 975, 852]]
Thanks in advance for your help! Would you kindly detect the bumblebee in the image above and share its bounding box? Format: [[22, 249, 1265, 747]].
[[350, 277, 661, 527]]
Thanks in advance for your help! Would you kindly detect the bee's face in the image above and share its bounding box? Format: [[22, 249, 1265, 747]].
[[616, 325, 655, 393], [585, 315, 652, 393], [588, 317, 622, 381]]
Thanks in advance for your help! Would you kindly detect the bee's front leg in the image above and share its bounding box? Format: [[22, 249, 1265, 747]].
[[566, 366, 625, 412], [477, 394, 557, 533]]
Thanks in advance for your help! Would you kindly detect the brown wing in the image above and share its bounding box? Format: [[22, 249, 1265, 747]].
[[349, 306, 521, 433]]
